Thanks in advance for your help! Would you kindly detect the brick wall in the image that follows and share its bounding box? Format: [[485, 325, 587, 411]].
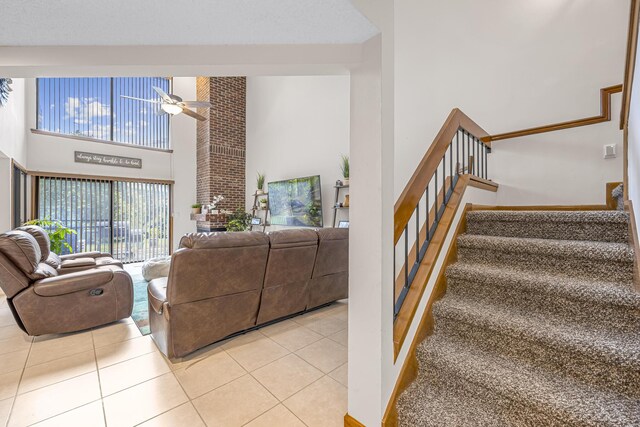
[[195, 77, 246, 231]]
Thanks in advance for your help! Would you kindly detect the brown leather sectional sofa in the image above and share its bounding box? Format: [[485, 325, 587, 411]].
[[148, 228, 348, 359], [0, 226, 133, 335]]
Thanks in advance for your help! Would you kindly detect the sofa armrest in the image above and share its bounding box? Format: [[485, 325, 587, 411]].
[[34, 269, 114, 297], [59, 251, 107, 261], [60, 257, 96, 269], [148, 277, 168, 314]]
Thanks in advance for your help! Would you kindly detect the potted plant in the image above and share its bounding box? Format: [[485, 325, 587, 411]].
[[191, 203, 202, 215], [256, 173, 266, 195], [259, 198, 268, 209], [226, 209, 252, 232], [340, 154, 350, 186], [23, 218, 76, 254], [209, 195, 225, 214]]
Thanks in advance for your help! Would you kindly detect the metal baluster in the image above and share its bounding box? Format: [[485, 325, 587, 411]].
[[441, 155, 445, 204], [426, 186, 430, 241], [456, 130, 460, 175], [462, 131, 466, 174], [415, 206, 419, 264], [404, 227, 409, 289], [485, 144, 488, 179], [449, 143, 453, 193], [434, 169, 438, 222]]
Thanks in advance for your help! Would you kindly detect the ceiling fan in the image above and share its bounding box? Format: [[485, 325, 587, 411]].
[[121, 86, 213, 121]]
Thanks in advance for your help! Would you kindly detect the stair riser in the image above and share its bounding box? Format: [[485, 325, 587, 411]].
[[445, 277, 640, 334], [457, 247, 634, 283], [428, 312, 640, 399], [466, 220, 629, 243]]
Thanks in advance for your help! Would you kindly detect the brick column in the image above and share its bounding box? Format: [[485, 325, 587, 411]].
[[195, 77, 246, 231]]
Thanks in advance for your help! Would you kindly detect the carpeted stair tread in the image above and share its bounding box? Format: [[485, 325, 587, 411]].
[[396, 208, 639, 426], [396, 361, 567, 427], [466, 210, 629, 224], [457, 234, 635, 263], [465, 210, 630, 242], [416, 334, 640, 426], [432, 294, 640, 370], [446, 262, 640, 308], [396, 368, 515, 427]]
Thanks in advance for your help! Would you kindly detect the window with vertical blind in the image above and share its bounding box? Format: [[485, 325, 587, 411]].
[[36, 77, 171, 150], [36, 176, 170, 262], [12, 165, 28, 229]]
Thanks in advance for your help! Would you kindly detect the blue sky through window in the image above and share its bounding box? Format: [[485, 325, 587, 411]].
[[37, 77, 171, 149]]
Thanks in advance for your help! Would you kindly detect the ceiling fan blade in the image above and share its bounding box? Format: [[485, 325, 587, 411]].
[[120, 95, 160, 103], [180, 101, 214, 109], [181, 107, 207, 121], [152, 86, 174, 103]]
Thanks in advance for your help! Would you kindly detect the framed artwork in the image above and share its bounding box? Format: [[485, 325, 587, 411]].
[[251, 217, 262, 225], [338, 220, 350, 228]]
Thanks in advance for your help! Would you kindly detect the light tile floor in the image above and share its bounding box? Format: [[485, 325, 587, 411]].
[[0, 295, 348, 427]]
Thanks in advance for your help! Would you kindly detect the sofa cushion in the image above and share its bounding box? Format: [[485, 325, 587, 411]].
[[16, 225, 51, 262], [0, 230, 42, 278], [61, 257, 97, 269], [313, 228, 349, 277], [45, 252, 62, 269]]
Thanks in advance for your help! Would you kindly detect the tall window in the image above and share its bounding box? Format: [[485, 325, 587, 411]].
[[12, 165, 28, 228], [37, 77, 171, 150], [36, 176, 170, 262]]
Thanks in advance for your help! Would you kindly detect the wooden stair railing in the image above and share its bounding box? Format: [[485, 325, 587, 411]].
[[483, 84, 622, 143], [392, 109, 495, 358]]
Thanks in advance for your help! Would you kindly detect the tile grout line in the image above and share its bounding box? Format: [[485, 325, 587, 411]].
[[5, 334, 33, 427], [141, 354, 208, 427], [91, 328, 109, 427], [11, 335, 152, 398]]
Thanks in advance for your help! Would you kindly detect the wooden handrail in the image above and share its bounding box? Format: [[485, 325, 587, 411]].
[[393, 109, 490, 243], [483, 85, 622, 143], [621, 0, 640, 130]]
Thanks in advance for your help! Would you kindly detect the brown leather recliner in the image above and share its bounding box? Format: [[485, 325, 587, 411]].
[[0, 230, 133, 336], [308, 228, 349, 309], [149, 228, 348, 359], [17, 225, 123, 273], [257, 229, 318, 325], [148, 232, 270, 359]]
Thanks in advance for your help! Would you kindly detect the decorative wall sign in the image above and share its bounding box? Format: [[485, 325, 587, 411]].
[[74, 151, 142, 169]]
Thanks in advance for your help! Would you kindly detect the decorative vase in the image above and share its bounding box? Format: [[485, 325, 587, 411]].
[[343, 178, 349, 186], [256, 189, 264, 195], [344, 194, 350, 207]]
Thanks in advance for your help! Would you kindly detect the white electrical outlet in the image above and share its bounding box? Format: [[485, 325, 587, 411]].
[[604, 144, 617, 159]]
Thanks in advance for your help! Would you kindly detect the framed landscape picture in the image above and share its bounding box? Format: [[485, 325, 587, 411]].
[[268, 175, 323, 227]]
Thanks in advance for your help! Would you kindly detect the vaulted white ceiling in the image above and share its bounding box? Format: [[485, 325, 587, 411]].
[[0, 0, 378, 46]]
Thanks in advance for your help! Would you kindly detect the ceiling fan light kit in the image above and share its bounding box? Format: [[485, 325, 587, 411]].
[[161, 103, 183, 115], [121, 85, 212, 121]]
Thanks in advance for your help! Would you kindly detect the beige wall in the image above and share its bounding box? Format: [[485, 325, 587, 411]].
[[394, 0, 628, 204], [245, 75, 350, 229]]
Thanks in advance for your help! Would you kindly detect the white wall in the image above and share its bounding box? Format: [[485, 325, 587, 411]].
[[0, 78, 27, 233], [23, 77, 197, 250], [395, 0, 628, 204], [245, 75, 350, 228], [628, 42, 640, 240]]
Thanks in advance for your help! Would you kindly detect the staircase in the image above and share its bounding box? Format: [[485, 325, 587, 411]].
[[396, 209, 640, 426]]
